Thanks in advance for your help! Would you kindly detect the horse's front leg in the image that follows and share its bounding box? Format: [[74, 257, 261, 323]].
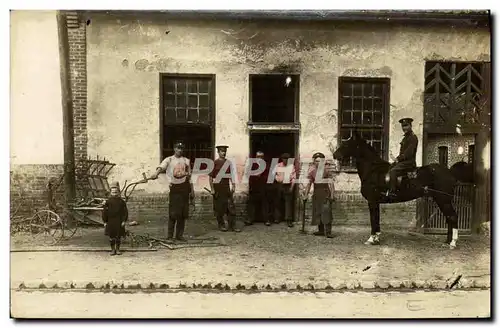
[[448, 216, 459, 249], [435, 196, 459, 249], [365, 202, 381, 245], [446, 218, 452, 244]]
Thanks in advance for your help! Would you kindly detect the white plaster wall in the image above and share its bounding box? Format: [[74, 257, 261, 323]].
[[86, 16, 490, 193], [10, 10, 64, 165]]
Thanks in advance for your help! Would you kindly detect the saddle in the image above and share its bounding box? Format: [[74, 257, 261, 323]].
[[384, 169, 418, 187]]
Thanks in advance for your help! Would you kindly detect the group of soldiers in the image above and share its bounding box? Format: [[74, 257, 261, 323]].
[[145, 117, 418, 242], [100, 117, 418, 252], [148, 142, 338, 241], [245, 150, 298, 228]]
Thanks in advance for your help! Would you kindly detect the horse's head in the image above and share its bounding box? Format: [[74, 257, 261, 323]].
[[332, 131, 365, 161]]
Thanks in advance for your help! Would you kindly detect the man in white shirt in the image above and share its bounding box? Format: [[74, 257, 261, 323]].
[[150, 142, 194, 241]]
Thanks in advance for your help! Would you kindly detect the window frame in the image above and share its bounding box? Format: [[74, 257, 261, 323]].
[[159, 73, 216, 162], [337, 76, 391, 172]]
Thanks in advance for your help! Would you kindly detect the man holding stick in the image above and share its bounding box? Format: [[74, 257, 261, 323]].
[[209, 145, 241, 233], [150, 141, 194, 242]]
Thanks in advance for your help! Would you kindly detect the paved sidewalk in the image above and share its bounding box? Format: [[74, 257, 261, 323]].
[[11, 224, 491, 291], [11, 290, 491, 318]]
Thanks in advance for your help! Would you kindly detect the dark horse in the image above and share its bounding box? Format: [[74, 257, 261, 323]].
[[332, 132, 468, 249]]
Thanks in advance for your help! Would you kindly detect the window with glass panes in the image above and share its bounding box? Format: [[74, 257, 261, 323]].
[[338, 77, 390, 170], [160, 74, 215, 166]]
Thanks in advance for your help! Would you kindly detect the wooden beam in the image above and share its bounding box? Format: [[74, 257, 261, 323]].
[[247, 123, 301, 132], [56, 11, 77, 204], [472, 63, 491, 232]]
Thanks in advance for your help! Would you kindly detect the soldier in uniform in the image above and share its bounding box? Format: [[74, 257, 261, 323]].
[[102, 181, 128, 255], [150, 141, 194, 242], [209, 145, 241, 232], [302, 152, 336, 238], [386, 118, 419, 198]]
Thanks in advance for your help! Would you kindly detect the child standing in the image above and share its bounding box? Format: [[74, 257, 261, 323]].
[[102, 181, 128, 255]]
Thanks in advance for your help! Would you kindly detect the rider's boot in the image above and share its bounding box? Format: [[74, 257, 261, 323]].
[[385, 189, 398, 198]]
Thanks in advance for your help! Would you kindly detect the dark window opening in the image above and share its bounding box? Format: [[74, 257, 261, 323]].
[[160, 74, 215, 165], [250, 132, 297, 162], [250, 74, 298, 123], [338, 77, 390, 170], [438, 146, 449, 168]]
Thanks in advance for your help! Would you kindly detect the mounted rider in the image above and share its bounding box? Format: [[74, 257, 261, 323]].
[[386, 117, 418, 198]]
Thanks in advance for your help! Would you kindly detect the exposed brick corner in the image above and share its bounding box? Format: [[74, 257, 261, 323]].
[[67, 12, 87, 161]]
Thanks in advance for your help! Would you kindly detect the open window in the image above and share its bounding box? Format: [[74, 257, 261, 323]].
[[250, 74, 299, 124]]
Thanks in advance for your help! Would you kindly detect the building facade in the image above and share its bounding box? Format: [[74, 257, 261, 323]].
[[10, 10, 491, 228]]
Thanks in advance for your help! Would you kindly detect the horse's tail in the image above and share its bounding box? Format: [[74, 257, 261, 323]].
[[449, 161, 474, 183]]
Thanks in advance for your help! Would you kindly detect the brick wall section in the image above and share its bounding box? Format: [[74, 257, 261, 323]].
[[10, 165, 64, 217], [125, 192, 416, 229], [426, 134, 475, 166], [10, 166, 415, 229], [67, 13, 87, 161]]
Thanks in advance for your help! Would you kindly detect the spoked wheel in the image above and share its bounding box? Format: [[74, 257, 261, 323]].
[[30, 210, 64, 245]]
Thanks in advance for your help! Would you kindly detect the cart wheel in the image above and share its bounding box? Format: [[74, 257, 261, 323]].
[[30, 210, 64, 245]]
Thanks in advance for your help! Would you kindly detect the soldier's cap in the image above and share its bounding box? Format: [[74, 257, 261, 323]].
[[216, 145, 229, 151], [312, 152, 325, 159], [281, 152, 291, 159], [174, 141, 185, 149], [110, 181, 121, 190], [398, 118, 414, 125]]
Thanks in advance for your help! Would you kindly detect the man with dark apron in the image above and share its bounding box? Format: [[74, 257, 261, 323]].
[[386, 117, 418, 198], [209, 145, 241, 232], [246, 150, 269, 226], [272, 153, 297, 228], [150, 141, 194, 242], [302, 152, 336, 238]]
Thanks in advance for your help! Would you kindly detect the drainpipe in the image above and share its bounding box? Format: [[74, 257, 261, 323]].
[[56, 10, 77, 205]]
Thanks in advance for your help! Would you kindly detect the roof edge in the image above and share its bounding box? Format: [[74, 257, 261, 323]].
[[76, 10, 491, 26]]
